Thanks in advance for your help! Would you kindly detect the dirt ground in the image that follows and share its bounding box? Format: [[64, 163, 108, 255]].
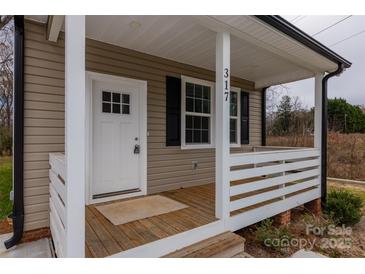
[[235, 181, 365, 258], [0, 218, 12, 235]]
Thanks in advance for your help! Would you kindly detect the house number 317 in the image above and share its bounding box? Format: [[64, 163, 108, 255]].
[[224, 68, 229, 101]]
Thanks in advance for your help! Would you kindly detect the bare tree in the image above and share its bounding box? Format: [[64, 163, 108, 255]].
[[0, 16, 12, 30], [0, 16, 13, 155], [266, 85, 287, 135], [292, 96, 303, 112], [266, 85, 314, 140]]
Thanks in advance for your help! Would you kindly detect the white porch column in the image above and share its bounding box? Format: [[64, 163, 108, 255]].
[[65, 15, 86, 257], [314, 73, 324, 193], [215, 32, 230, 222], [314, 73, 324, 149]]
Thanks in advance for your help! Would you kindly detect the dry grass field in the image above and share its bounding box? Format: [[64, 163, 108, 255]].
[[267, 132, 365, 181]]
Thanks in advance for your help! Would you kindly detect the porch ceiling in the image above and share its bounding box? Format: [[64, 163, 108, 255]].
[[26, 15, 339, 88]]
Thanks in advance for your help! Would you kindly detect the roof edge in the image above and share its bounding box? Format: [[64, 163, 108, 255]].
[[254, 15, 352, 69]]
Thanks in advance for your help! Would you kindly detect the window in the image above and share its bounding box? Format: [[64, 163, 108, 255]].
[[181, 76, 242, 149], [182, 76, 214, 148], [186, 115, 210, 144], [122, 94, 130, 114], [230, 88, 241, 145], [102, 91, 130, 115]]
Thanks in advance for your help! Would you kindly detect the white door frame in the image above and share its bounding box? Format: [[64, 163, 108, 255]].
[[85, 71, 147, 205]]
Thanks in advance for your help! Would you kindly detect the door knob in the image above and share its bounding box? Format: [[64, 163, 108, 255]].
[[134, 144, 140, 154]]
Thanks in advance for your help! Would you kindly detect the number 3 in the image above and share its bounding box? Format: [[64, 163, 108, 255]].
[[224, 68, 229, 78], [224, 68, 229, 101]]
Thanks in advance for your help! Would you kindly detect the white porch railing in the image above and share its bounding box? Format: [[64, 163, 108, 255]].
[[48, 148, 321, 257], [49, 153, 67, 257], [228, 148, 321, 231]]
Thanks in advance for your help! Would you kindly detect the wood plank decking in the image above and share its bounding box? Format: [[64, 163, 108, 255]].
[[164, 231, 248, 258], [85, 184, 216, 257]]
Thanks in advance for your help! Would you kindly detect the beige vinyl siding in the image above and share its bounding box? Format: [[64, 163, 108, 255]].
[[23, 21, 65, 230], [23, 20, 261, 231], [248, 91, 263, 145]]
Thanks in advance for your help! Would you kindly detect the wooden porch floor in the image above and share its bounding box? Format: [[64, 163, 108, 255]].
[[85, 184, 216, 257], [164, 232, 248, 258]]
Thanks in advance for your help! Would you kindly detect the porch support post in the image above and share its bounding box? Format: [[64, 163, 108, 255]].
[[215, 32, 230, 222], [314, 73, 324, 201], [65, 15, 86, 257], [314, 73, 324, 149]]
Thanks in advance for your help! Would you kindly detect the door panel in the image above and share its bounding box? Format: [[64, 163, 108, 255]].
[[92, 79, 141, 196]]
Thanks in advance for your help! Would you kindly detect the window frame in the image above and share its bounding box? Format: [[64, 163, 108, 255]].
[[181, 76, 215, 149], [121, 93, 131, 114], [180, 75, 242, 149], [101, 90, 131, 115], [229, 86, 241, 147]]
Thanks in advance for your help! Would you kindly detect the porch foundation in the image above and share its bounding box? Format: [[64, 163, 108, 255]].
[[304, 198, 322, 216], [273, 210, 291, 226], [20, 227, 51, 243]]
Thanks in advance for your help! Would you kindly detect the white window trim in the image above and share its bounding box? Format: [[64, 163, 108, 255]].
[[181, 75, 215, 149], [230, 86, 241, 148], [180, 75, 242, 149]]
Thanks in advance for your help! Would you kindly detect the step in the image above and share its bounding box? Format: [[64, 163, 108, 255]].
[[163, 231, 246, 258]]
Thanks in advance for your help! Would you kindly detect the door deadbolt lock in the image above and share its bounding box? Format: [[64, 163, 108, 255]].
[[134, 144, 140, 154]]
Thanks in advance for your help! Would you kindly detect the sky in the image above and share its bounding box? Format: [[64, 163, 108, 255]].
[[274, 15, 365, 109]]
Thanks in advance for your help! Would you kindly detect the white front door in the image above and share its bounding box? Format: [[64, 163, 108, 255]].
[[92, 76, 146, 199]]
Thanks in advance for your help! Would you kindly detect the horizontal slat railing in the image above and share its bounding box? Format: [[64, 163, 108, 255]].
[[49, 153, 67, 257], [230, 178, 319, 211], [229, 188, 321, 231], [228, 148, 321, 231], [230, 168, 320, 196], [230, 158, 320, 180], [230, 148, 319, 166]]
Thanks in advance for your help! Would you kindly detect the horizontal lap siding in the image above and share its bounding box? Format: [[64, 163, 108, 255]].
[[248, 92, 262, 145], [85, 39, 259, 194], [23, 20, 260, 230], [86, 40, 216, 193], [24, 21, 65, 231]]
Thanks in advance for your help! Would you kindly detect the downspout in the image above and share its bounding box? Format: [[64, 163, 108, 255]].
[[5, 15, 25, 249], [321, 63, 345, 207], [261, 87, 268, 146]]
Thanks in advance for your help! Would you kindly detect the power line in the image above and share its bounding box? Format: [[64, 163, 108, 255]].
[[329, 29, 365, 47], [312, 15, 353, 37], [289, 15, 363, 48]]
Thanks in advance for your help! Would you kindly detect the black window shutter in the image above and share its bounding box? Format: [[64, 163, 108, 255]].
[[240, 91, 249, 144], [166, 76, 181, 146]]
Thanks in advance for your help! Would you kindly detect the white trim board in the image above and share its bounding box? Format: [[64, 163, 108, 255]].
[[109, 220, 225, 258], [85, 71, 147, 205]]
